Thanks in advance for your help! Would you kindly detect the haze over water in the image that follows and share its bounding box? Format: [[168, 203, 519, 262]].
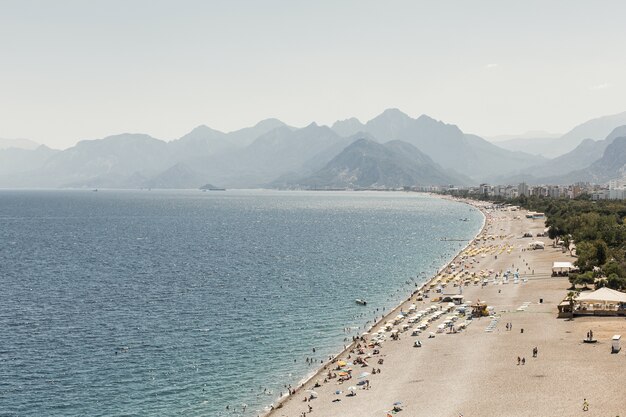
[[0, 190, 482, 416]]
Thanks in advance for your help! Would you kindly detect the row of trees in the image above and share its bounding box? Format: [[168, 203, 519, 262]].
[[449, 192, 626, 291]]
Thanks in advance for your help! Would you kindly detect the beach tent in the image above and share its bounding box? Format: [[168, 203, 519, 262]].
[[573, 288, 626, 315], [552, 261, 576, 275], [577, 287, 626, 304]]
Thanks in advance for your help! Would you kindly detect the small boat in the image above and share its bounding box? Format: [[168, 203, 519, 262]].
[[355, 299, 367, 306]]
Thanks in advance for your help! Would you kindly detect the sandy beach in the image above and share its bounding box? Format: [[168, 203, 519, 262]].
[[265, 199, 626, 417]]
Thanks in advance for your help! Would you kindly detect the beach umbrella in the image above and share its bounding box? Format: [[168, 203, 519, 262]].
[[337, 360, 347, 367], [306, 390, 318, 398], [393, 401, 402, 406], [348, 386, 357, 392], [335, 390, 342, 395], [358, 372, 370, 379]]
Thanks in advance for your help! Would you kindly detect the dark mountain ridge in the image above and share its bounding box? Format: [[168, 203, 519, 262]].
[[297, 138, 469, 188]]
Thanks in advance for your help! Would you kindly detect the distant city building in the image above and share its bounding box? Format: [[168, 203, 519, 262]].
[[443, 177, 626, 201], [518, 182, 529, 197]]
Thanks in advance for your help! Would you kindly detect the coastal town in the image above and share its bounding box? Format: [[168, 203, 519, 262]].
[[416, 176, 626, 201]]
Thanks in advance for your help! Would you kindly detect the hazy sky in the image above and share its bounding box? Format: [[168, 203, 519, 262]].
[[1, 0, 625, 149]]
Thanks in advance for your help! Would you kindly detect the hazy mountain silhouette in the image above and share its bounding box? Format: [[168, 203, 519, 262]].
[[198, 123, 352, 187], [488, 135, 560, 156], [170, 118, 288, 160], [226, 118, 288, 147], [170, 125, 231, 157], [495, 125, 626, 184], [491, 111, 626, 158], [2, 110, 624, 189], [141, 163, 215, 189], [0, 146, 59, 181], [330, 109, 542, 181], [331, 117, 365, 137], [297, 138, 469, 188], [0, 138, 41, 150], [545, 137, 626, 184], [42, 133, 173, 187]]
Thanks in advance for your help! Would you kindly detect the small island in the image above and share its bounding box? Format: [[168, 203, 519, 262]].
[[199, 183, 226, 191]]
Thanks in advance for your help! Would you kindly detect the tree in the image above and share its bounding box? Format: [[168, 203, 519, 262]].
[[566, 291, 578, 320], [568, 274, 578, 290], [575, 241, 597, 271], [606, 273, 626, 291], [595, 240, 609, 266], [602, 260, 623, 277], [562, 236, 571, 255], [576, 272, 595, 290]]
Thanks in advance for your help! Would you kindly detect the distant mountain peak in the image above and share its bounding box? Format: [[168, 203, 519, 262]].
[[375, 108, 411, 122], [179, 124, 225, 139], [296, 138, 467, 188], [415, 114, 446, 126], [381, 107, 409, 116], [335, 117, 362, 124], [190, 124, 221, 133], [253, 118, 285, 130], [77, 133, 163, 147], [606, 125, 626, 142], [331, 117, 365, 137]]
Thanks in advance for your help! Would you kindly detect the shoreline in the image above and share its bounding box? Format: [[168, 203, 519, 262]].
[[262, 194, 488, 416]]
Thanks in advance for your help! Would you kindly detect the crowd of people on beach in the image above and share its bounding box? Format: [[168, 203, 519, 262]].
[[241, 202, 623, 417]]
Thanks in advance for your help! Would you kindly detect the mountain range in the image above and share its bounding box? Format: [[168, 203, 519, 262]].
[[495, 125, 626, 185], [1, 109, 625, 189], [295, 138, 469, 188], [329, 109, 543, 180], [492, 111, 626, 158]]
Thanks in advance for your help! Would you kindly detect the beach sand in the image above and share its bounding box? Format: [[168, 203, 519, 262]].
[[266, 201, 626, 417]]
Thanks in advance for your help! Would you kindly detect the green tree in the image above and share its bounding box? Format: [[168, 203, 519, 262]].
[[576, 271, 595, 289], [575, 241, 597, 271], [594, 240, 609, 265], [566, 291, 578, 320]]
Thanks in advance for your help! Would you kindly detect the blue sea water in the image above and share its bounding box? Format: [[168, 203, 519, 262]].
[[0, 190, 483, 417]]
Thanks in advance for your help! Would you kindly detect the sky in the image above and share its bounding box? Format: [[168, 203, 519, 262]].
[[1, 0, 625, 149]]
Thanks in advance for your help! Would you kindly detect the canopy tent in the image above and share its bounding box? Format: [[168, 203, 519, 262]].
[[552, 261, 577, 275], [575, 287, 626, 315], [577, 287, 626, 303]]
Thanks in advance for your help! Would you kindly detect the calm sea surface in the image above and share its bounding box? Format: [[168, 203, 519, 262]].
[[0, 190, 482, 416]]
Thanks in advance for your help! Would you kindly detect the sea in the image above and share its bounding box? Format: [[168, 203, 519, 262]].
[[0, 189, 483, 417]]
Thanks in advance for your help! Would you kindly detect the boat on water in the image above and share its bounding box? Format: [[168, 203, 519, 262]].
[[355, 299, 367, 306]]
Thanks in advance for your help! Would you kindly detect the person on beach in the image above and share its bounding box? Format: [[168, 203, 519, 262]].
[[521, 357, 525, 365], [582, 398, 589, 411], [517, 356, 521, 365]]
